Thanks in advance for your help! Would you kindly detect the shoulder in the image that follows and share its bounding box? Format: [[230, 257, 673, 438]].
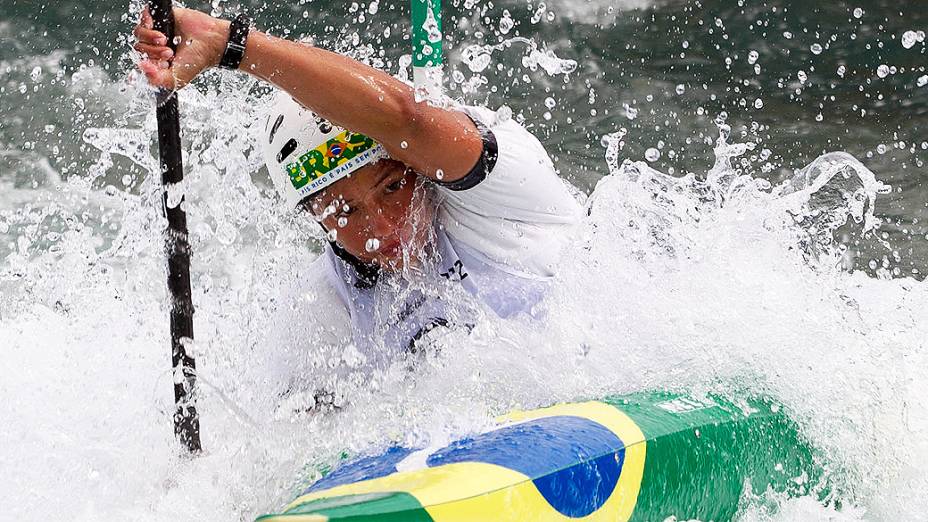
[[454, 105, 549, 163], [439, 104, 582, 219], [434, 105, 583, 276]]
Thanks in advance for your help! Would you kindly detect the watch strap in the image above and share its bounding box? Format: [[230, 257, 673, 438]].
[[219, 13, 250, 70]]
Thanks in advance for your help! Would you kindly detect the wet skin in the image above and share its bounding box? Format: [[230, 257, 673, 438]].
[[304, 159, 436, 270]]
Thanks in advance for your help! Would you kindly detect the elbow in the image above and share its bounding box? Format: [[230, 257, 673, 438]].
[[391, 90, 428, 137]]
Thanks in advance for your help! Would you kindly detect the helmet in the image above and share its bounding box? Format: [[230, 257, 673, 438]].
[[262, 91, 386, 208]]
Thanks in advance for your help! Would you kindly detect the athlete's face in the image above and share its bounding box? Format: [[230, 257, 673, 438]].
[[305, 159, 435, 270]]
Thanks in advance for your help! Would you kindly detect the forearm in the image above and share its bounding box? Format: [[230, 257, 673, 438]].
[[237, 31, 481, 181], [135, 8, 481, 181], [241, 32, 414, 147]]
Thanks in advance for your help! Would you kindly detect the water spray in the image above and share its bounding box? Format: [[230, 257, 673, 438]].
[[411, 0, 442, 103], [148, 0, 202, 455]]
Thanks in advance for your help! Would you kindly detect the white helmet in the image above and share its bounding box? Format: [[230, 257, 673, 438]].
[[262, 91, 386, 208]]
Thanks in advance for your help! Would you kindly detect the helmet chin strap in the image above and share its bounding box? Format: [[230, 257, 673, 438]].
[[321, 223, 381, 290]]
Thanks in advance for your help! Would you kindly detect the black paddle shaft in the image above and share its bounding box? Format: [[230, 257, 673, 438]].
[[148, 0, 202, 454]]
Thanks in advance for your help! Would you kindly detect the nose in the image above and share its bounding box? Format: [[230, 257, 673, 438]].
[[368, 208, 395, 239]]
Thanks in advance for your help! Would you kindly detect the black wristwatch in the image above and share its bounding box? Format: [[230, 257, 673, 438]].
[[219, 13, 251, 70]]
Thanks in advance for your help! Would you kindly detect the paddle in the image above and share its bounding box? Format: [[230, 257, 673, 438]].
[[148, 0, 202, 454]]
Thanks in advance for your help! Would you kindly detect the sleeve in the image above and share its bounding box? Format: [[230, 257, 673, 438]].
[[434, 105, 583, 277]]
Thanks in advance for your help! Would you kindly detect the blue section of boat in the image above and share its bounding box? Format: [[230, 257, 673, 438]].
[[307, 446, 414, 493], [533, 449, 625, 517], [426, 415, 625, 517], [305, 416, 625, 517]]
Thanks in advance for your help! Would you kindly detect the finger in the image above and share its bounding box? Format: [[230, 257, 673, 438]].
[[134, 26, 167, 46], [139, 60, 177, 90], [140, 7, 153, 29], [135, 43, 174, 60]]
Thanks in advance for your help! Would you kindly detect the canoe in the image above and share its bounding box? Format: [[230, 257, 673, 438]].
[[257, 391, 822, 521]]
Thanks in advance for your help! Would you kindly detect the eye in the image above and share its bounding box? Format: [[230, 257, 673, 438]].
[[385, 178, 405, 194]]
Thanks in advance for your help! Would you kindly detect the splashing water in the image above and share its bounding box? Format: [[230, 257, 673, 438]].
[[2, 2, 928, 522], [461, 37, 577, 77]]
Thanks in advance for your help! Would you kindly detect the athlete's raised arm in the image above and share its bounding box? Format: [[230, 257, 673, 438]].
[[133, 7, 482, 183]]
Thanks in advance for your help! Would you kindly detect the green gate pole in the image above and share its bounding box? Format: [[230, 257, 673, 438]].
[[410, 0, 443, 103], [148, 0, 202, 455]]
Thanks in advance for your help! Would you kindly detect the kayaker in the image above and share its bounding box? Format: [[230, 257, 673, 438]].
[[133, 8, 581, 370]]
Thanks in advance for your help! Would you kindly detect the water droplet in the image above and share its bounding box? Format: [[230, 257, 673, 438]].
[[337, 216, 349, 228], [783, 31, 793, 39], [853, 7, 864, 18], [499, 10, 514, 35], [543, 111, 552, 120], [877, 143, 887, 154], [747, 50, 759, 64], [461, 45, 492, 73], [30, 66, 42, 82], [810, 43, 823, 55], [918, 75, 928, 87], [495, 105, 512, 123], [644, 148, 661, 162], [164, 181, 186, 209], [623, 104, 638, 120], [544, 97, 556, 109], [522, 48, 577, 76], [797, 70, 808, 83], [675, 84, 685, 95], [901, 30, 921, 49], [43, 125, 55, 133], [121, 175, 132, 186], [435, 168, 444, 180], [367, 0, 379, 14], [422, 9, 442, 43], [400, 140, 408, 149], [837, 65, 847, 78], [754, 98, 764, 109], [327, 229, 338, 241], [365, 238, 381, 252], [530, 2, 547, 24], [600, 129, 627, 173], [877, 64, 890, 78]]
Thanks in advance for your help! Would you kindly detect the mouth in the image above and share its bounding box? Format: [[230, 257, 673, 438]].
[[377, 238, 403, 258]]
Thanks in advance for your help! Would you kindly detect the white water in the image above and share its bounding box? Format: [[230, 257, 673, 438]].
[[2, 36, 928, 522]]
